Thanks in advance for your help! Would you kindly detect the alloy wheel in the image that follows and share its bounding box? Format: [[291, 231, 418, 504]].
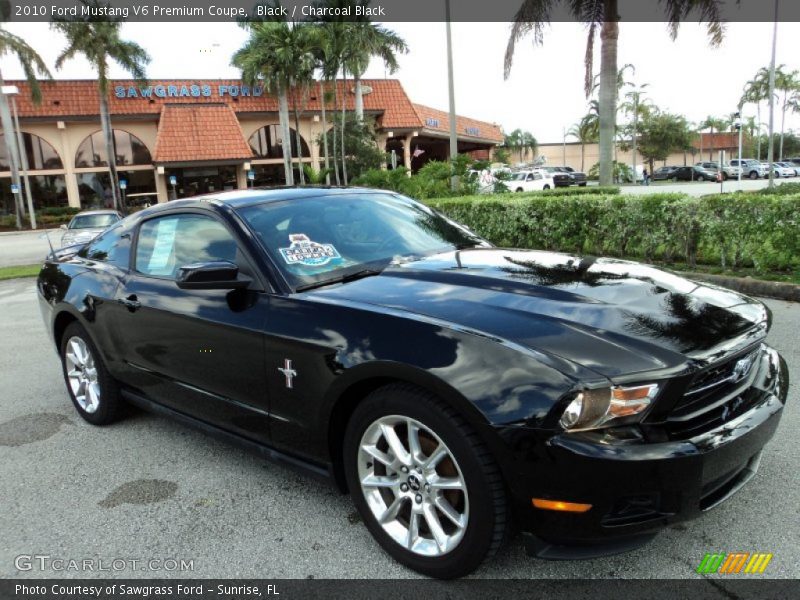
[[64, 336, 101, 414], [357, 415, 469, 557]]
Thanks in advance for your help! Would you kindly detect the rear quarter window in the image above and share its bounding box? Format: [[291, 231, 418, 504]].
[[80, 223, 130, 268]]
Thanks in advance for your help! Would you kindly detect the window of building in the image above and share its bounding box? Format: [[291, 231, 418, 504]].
[[0, 133, 63, 170], [0, 174, 68, 215], [248, 125, 310, 159], [74, 130, 152, 168], [76, 170, 156, 210]]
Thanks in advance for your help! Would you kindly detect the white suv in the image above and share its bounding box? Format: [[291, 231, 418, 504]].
[[508, 169, 556, 192], [728, 159, 767, 179]]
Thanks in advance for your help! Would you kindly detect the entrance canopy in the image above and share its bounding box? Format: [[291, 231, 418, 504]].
[[152, 103, 253, 164]]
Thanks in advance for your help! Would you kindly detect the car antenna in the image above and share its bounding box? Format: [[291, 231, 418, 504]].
[[43, 224, 56, 258]]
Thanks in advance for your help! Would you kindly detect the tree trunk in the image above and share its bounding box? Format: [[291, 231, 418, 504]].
[[580, 143, 585, 172], [0, 68, 24, 228], [631, 97, 638, 181], [756, 102, 762, 160], [292, 86, 306, 185], [598, 6, 619, 187], [99, 92, 120, 212], [277, 88, 294, 186], [354, 75, 364, 122], [319, 80, 331, 185], [330, 77, 341, 186], [779, 91, 787, 161], [340, 69, 348, 185]]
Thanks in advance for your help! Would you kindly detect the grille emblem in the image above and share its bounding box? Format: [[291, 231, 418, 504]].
[[732, 354, 755, 382]]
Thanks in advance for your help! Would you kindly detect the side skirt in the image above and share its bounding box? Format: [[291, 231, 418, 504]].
[[121, 388, 336, 486]]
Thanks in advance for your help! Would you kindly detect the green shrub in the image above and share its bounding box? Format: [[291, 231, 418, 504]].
[[426, 192, 800, 274]]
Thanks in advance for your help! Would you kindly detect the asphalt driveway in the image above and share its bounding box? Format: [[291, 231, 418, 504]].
[[0, 278, 797, 579]]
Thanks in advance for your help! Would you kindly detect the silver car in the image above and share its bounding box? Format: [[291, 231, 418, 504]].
[[60, 210, 123, 247]]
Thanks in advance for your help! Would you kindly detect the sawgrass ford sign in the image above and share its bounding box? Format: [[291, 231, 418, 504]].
[[114, 83, 265, 99]]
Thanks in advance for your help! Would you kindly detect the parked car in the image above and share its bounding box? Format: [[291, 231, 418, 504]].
[[774, 162, 798, 177], [695, 161, 737, 181], [538, 166, 574, 187], [38, 189, 788, 579], [670, 166, 718, 182], [554, 166, 588, 186], [508, 169, 555, 192], [59, 209, 123, 247], [651, 166, 680, 181], [729, 159, 767, 179]]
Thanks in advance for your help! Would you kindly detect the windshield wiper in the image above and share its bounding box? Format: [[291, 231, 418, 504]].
[[294, 268, 385, 292]]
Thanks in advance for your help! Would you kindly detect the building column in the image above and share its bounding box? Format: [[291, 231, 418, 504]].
[[403, 133, 414, 172], [308, 117, 321, 173], [376, 132, 388, 169], [154, 170, 169, 203], [236, 164, 248, 190], [58, 123, 80, 209]]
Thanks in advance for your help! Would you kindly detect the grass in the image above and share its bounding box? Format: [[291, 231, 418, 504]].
[[0, 264, 41, 281]]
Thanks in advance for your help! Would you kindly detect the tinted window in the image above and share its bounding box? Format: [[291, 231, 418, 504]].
[[135, 214, 240, 279], [82, 223, 130, 267], [238, 193, 484, 290]]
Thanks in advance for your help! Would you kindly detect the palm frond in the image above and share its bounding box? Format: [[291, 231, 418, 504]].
[[504, 0, 556, 79]]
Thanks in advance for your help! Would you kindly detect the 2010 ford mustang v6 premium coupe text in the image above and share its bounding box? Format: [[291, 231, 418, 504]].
[[38, 188, 789, 578]]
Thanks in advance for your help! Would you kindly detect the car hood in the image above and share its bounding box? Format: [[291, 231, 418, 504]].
[[308, 249, 768, 379], [62, 228, 104, 241]]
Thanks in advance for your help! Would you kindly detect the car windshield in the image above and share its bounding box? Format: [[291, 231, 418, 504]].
[[511, 173, 527, 180], [237, 193, 485, 291], [69, 214, 119, 229]]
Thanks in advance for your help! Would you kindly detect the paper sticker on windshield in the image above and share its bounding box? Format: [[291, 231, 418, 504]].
[[279, 234, 341, 267]]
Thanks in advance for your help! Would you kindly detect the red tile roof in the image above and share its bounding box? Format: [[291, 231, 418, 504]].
[[412, 103, 503, 143], [152, 104, 253, 163], [8, 78, 423, 129]]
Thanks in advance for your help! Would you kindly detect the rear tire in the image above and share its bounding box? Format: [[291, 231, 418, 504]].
[[749, 171, 758, 179], [543, 185, 551, 190], [515, 187, 524, 193], [343, 384, 509, 579], [60, 321, 123, 425]]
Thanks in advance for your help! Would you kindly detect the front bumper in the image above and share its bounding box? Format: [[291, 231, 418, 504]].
[[499, 346, 788, 555]]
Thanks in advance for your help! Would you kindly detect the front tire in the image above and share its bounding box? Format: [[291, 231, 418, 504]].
[[543, 184, 551, 190], [749, 170, 758, 179], [343, 384, 508, 579], [60, 321, 123, 425]]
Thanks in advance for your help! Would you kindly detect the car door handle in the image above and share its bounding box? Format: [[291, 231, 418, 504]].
[[118, 295, 141, 312]]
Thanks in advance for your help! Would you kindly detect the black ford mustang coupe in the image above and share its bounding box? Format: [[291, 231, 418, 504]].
[[38, 188, 788, 578]]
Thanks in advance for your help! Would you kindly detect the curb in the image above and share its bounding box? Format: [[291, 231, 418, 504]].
[[683, 271, 800, 303]]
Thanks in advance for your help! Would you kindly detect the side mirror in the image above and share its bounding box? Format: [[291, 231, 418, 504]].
[[60, 224, 68, 230], [175, 261, 251, 290]]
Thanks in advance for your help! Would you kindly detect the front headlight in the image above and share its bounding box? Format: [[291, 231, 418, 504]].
[[559, 384, 660, 431]]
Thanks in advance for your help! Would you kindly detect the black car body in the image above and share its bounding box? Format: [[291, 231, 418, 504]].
[[651, 166, 680, 181], [671, 166, 718, 182], [37, 188, 788, 578], [540, 166, 574, 187], [554, 166, 588, 186]]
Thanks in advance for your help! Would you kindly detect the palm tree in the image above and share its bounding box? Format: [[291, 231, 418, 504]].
[[502, 128, 538, 164], [1, 0, 52, 228], [52, 0, 149, 211], [740, 68, 772, 160], [697, 115, 729, 161], [342, 8, 407, 122], [775, 66, 799, 161], [232, 19, 297, 186], [504, 0, 724, 186], [53, 1, 149, 211], [619, 83, 651, 176], [568, 114, 598, 171]]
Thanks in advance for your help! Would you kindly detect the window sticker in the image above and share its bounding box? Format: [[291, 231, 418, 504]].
[[147, 217, 179, 273], [279, 233, 341, 267]]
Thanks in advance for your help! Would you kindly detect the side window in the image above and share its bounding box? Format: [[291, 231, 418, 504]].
[[533, 172, 542, 180], [135, 214, 240, 279], [82, 223, 130, 268]]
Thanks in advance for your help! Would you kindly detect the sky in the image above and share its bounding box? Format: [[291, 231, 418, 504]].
[[2, 20, 799, 143]]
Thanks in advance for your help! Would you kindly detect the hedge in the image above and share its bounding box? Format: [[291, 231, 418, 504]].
[[427, 192, 800, 274]]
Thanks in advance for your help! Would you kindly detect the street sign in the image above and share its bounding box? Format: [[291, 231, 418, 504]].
[[10, 183, 19, 194], [247, 170, 255, 181], [169, 175, 177, 186], [119, 179, 127, 190]]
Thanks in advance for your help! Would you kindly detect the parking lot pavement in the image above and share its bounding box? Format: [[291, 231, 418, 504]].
[[0, 229, 60, 267], [1, 278, 797, 579], [617, 177, 786, 197]]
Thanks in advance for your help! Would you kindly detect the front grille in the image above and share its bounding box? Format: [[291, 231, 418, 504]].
[[666, 346, 762, 440]]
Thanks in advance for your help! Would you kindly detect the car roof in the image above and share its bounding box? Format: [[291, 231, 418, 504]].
[[74, 209, 120, 216], [129, 187, 399, 216]]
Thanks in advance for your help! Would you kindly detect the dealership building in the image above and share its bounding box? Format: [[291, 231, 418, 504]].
[[0, 78, 502, 213]]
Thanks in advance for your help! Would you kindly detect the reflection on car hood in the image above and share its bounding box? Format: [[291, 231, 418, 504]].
[[308, 249, 768, 379], [61, 228, 104, 242]]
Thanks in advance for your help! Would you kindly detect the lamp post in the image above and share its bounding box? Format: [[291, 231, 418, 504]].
[[445, 0, 458, 192], [0, 85, 25, 229], [734, 112, 743, 189], [5, 87, 36, 229]]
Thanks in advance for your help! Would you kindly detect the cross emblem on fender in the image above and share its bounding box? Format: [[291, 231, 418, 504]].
[[278, 359, 297, 389]]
